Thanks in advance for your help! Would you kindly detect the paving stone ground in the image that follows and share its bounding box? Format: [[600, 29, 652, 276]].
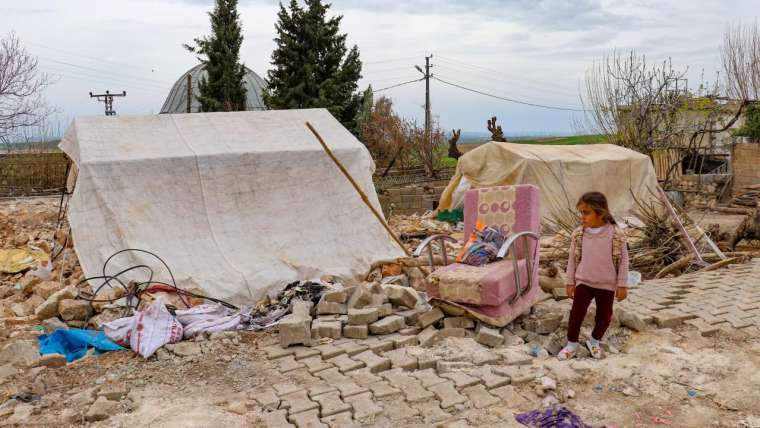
[[255, 259, 760, 427], [616, 259, 760, 336]]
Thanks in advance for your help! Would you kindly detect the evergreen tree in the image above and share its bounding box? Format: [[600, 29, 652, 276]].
[[184, 0, 247, 112], [265, 0, 363, 135]]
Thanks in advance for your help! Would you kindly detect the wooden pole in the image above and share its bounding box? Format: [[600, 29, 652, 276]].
[[306, 122, 412, 256], [186, 74, 192, 113]]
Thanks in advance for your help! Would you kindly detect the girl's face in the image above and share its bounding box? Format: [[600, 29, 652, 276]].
[[577, 202, 606, 228]]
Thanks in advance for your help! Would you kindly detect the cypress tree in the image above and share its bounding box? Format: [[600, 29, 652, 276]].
[[185, 0, 247, 112], [265, 0, 363, 135]]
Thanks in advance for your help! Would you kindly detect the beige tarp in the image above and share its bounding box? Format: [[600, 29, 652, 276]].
[[439, 142, 660, 221], [60, 109, 404, 305]]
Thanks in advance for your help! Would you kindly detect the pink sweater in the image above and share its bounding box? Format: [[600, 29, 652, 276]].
[[565, 224, 629, 291]]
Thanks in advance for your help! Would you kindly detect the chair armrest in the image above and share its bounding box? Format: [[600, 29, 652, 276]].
[[496, 231, 540, 260], [413, 234, 459, 269], [496, 231, 540, 302]]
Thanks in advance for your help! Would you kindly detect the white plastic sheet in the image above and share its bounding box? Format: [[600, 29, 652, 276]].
[[60, 109, 404, 306]]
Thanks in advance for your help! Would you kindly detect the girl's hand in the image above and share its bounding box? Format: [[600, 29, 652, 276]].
[[616, 287, 628, 301], [566, 285, 575, 299]]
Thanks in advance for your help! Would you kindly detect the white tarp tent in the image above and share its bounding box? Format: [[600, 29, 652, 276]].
[[438, 142, 660, 221], [60, 109, 404, 305]]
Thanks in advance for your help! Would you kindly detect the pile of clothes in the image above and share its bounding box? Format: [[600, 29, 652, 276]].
[[456, 222, 507, 266]]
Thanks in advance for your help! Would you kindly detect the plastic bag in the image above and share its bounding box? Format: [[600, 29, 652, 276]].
[[183, 313, 242, 339], [174, 303, 230, 325], [103, 316, 135, 347], [130, 298, 183, 358]]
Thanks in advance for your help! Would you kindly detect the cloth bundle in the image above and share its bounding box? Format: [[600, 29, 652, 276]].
[[456, 222, 507, 266]]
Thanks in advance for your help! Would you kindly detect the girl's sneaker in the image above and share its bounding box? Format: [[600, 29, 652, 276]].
[[586, 339, 603, 359], [557, 344, 578, 360]]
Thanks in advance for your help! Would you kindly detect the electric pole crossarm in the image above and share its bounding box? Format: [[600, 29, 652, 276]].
[[89, 90, 127, 116]]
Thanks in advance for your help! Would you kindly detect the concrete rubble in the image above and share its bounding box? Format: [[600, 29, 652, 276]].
[[2, 198, 760, 427]]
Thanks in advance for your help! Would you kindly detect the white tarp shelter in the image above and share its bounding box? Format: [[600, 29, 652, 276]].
[[60, 109, 404, 305], [438, 142, 660, 221]]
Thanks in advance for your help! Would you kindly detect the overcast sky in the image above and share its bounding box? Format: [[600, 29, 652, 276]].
[[1, 0, 757, 136]]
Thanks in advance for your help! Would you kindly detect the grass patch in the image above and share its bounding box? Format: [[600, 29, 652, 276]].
[[512, 134, 606, 145]]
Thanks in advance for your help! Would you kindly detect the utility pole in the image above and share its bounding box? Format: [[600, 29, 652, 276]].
[[415, 54, 433, 146], [89, 90, 127, 116]]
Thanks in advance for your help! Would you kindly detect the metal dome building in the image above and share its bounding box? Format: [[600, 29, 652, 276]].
[[160, 64, 267, 113]]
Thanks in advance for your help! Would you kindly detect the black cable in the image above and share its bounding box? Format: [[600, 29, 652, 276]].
[[432, 76, 590, 112], [73, 248, 239, 323], [374, 78, 424, 92]]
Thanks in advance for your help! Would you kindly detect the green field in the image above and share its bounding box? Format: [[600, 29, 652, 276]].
[[511, 134, 606, 145]]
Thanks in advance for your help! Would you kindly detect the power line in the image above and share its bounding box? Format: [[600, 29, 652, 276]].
[[374, 78, 423, 92], [435, 54, 578, 95], [433, 76, 589, 112], [27, 41, 174, 78], [433, 71, 577, 109], [39, 57, 172, 87], [434, 62, 579, 98]]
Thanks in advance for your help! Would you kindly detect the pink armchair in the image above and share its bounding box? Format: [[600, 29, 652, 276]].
[[414, 184, 541, 327]]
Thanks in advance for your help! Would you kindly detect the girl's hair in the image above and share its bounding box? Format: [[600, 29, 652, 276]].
[[577, 191, 616, 225]]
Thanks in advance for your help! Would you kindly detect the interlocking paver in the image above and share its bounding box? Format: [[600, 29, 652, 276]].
[[313, 343, 346, 359], [288, 409, 327, 428], [261, 409, 294, 428], [353, 350, 391, 373], [281, 390, 319, 415], [345, 368, 383, 386], [320, 411, 355, 428], [440, 371, 481, 390], [382, 398, 420, 420], [312, 391, 351, 417], [344, 392, 383, 422], [414, 400, 451, 424], [462, 384, 499, 409], [367, 380, 402, 398], [326, 353, 364, 373], [411, 368, 447, 388], [316, 368, 368, 398], [300, 356, 333, 374], [278, 356, 305, 373], [428, 381, 468, 408], [382, 368, 435, 402], [383, 348, 418, 371]]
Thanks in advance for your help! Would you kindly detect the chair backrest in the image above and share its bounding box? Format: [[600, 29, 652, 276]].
[[462, 184, 541, 259]]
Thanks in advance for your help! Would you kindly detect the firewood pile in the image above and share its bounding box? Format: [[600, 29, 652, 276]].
[[731, 185, 760, 208]]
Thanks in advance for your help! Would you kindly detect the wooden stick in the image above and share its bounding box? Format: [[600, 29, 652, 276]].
[[306, 122, 412, 257], [699, 257, 741, 272], [655, 254, 693, 279]]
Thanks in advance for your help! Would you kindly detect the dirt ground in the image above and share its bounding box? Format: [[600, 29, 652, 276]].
[[2, 197, 760, 428]]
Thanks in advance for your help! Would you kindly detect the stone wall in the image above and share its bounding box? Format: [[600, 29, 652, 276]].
[[0, 152, 69, 196], [376, 179, 450, 217], [732, 142, 760, 189]]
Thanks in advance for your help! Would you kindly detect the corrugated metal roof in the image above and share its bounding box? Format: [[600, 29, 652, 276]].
[[159, 63, 267, 113]]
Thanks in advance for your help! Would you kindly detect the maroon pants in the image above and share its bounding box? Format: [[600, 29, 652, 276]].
[[567, 284, 615, 343]]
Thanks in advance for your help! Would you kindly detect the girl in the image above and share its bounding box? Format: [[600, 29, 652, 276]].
[[558, 192, 629, 360]]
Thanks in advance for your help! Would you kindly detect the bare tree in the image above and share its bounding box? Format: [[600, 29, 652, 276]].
[[722, 22, 760, 101], [447, 129, 462, 159], [361, 96, 409, 172], [487, 116, 507, 142], [0, 32, 53, 142], [404, 118, 445, 178], [581, 50, 692, 157]]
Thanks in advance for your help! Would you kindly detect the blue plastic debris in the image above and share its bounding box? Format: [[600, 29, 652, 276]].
[[38, 328, 124, 362]]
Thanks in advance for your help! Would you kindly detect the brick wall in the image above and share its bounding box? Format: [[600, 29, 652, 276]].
[[732, 142, 760, 189], [0, 152, 69, 196], [376, 179, 450, 217]]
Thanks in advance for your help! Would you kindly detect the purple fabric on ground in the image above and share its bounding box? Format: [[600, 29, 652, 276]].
[[515, 406, 593, 428]]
